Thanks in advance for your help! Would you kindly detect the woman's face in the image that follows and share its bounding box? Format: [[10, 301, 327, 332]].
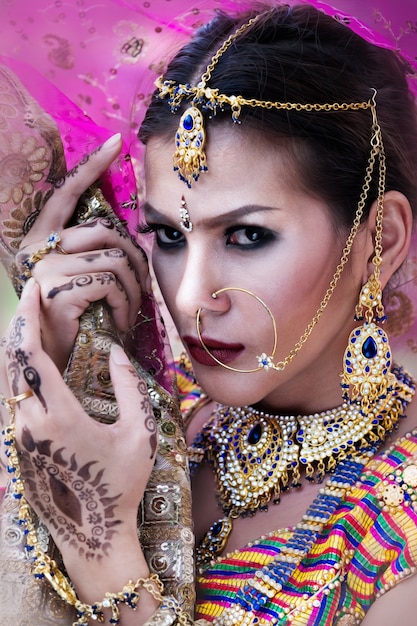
[[144, 126, 369, 413]]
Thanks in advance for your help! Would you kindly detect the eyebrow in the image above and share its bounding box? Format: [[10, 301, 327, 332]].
[[142, 201, 279, 228]]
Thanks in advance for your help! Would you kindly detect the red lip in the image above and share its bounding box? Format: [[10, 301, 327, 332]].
[[183, 335, 244, 367]]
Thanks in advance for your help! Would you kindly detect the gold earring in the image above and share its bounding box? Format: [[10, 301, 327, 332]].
[[341, 191, 394, 410], [179, 195, 193, 232], [195, 287, 277, 373]]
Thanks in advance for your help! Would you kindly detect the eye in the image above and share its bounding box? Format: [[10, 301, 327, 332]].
[[137, 223, 185, 249], [225, 226, 275, 249]]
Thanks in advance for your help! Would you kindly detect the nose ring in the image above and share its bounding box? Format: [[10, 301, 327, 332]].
[[195, 287, 278, 373]]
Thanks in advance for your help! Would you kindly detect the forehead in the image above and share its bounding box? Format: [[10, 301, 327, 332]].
[[144, 124, 301, 210]]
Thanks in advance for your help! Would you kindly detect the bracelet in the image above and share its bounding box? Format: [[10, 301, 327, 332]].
[[74, 573, 164, 625]]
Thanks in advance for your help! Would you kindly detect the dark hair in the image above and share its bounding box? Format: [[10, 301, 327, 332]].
[[139, 3, 417, 228]]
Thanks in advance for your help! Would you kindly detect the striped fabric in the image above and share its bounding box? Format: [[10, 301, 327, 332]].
[[172, 354, 207, 420]]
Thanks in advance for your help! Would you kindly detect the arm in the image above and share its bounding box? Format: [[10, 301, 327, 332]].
[[361, 574, 417, 625]]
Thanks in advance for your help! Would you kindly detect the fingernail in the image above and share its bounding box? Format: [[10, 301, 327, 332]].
[[103, 133, 122, 150], [110, 343, 131, 365]]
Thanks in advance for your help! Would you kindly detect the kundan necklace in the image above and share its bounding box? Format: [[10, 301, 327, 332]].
[[189, 365, 415, 566]]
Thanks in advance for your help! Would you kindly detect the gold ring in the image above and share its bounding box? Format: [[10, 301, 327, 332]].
[[19, 232, 65, 282], [55, 243, 69, 255], [6, 391, 34, 405]]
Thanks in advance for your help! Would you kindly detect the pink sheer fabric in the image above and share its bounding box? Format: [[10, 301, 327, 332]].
[[0, 0, 416, 368]]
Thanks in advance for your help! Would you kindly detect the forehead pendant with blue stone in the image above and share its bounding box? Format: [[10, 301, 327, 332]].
[[173, 105, 207, 187]]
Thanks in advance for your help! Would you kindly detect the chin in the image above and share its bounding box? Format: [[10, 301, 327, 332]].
[[192, 365, 273, 408]]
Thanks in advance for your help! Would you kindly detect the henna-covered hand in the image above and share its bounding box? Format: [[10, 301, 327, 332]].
[[20, 425, 123, 560], [11, 135, 151, 372], [1, 279, 158, 567]]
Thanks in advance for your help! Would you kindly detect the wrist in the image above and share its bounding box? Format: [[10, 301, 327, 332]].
[[63, 532, 149, 602]]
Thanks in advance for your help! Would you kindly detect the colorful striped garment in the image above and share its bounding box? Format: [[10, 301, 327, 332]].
[[174, 358, 417, 625]]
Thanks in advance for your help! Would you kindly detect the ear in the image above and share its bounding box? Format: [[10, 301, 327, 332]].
[[364, 190, 413, 289]]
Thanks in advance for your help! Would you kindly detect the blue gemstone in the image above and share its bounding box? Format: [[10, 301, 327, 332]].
[[248, 422, 262, 444], [211, 521, 222, 536], [183, 114, 194, 131], [362, 336, 378, 359]]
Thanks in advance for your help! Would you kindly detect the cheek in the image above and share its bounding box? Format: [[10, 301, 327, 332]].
[[262, 245, 346, 331]]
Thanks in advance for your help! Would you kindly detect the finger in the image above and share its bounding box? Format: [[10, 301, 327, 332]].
[[42, 269, 131, 333], [62, 218, 151, 301], [4, 279, 81, 419], [39, 253, 140, 327], [109, 345, 158, 461], [17, 218, 151, 317], [23, 134, 123, 242]]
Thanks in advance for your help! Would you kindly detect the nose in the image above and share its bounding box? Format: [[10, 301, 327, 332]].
[[175, 247, 230, 319]]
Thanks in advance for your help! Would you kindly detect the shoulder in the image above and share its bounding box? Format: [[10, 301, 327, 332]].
[[361, 571, 417, 625], [335, 429, 417, 619]]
